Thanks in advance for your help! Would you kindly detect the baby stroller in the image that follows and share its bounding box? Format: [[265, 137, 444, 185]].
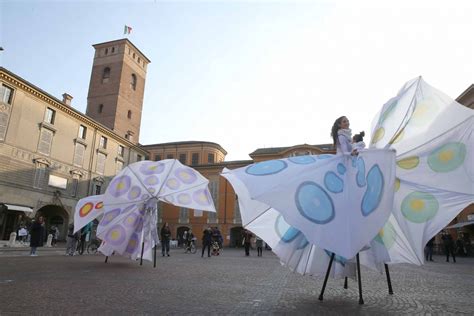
[[211, 240, 220, 256]]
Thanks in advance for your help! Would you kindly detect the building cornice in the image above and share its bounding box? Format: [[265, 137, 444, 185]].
[[142, 141, 228, 155], [0, 67, 148, 156]]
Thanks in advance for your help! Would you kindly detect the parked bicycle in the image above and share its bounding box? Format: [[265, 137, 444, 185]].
[[87, 238, 101, 254]]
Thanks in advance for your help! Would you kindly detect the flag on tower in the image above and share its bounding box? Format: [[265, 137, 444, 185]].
[[124, 25, 132, 35]]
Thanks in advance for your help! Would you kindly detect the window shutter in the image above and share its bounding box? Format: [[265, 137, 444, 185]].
[[73, 143, 85, 167], [96, 153, 106, 174], [0, 104, 11, 141], [38, 128, 53, 155]]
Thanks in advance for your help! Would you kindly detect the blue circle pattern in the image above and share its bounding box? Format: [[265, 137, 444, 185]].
[[324, 172, 344, 194], [297, 237, 309, 249], [337, 163, 346, 175], [288, 156, 316, 165], [352, 157, 366, 187], [317, 154, 334, 160], [281, 227, 301, 242], [324, 250, 347, 266], [275, 215, 301, 243], [361, 165, 384, 217], [295, 182, 335, 224], [246, 160, 287, 176]]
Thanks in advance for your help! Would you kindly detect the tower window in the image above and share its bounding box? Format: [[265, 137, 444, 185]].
[[127, 110, 132, 119], [138, 57, 141, 63], [131, 74, 137, 90], [102, 67, 110, 83], [98, 104, 104, 113], [133, 53, 136, 59]]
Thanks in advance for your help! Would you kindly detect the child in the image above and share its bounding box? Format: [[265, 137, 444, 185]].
[[352, 131, 366, 151]]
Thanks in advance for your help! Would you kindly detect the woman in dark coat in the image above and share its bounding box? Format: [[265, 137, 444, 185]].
[[29, 216, 45, 256], [160, 222, 171, 257]]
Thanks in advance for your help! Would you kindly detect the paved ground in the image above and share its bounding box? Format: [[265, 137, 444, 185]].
[[0, 247, 473, 315]]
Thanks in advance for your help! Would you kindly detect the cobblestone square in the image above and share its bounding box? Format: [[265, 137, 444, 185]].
[[1, 248, 473, 315]]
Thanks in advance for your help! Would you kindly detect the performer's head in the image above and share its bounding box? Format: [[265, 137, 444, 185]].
[[331, 116, 349, 147]]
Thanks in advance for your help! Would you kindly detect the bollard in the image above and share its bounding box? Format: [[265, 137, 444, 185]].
[[8, 232, 17, 247], [46, 234, 53, 247]]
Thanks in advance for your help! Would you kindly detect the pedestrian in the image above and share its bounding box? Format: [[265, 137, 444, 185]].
[[184, 229, 195, 253], [352, 131, 366, 151], [49, 225, 59, 247], [201, 227, 212, 257], [331, 116, 359, 156], [66, 223, 79, 256], [256, 235, 263, 257], [29, 216, 45, 256], [183, 230, 188, 248], [425, 236, 435, 261], [212, 226, 223, 249], [441, 231, 456, 263], [242, 229, 253, 256], [455, 237, 465, 256], [160, 222, 171, 257]]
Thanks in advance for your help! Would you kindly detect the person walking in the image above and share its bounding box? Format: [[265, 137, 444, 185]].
[[256, 235, 263, 257], [441, 231, 456, 263], [49, 225, 59, 247], [425, 236, 435, 261], [29, 216, 45, 256], [160, 222, 171, 257], [201, 227, 212, 257], [242, 229, 253, 256], [65, 223, 78, 256]]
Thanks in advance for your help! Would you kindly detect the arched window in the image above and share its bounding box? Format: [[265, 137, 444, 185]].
[[102, 67, 110, 83], [111, 47, 115, 53], [127, 110, 132, 119], [130, 74, 137, 90], [98, 104, 104, 113], [105, 48, 108, 55]]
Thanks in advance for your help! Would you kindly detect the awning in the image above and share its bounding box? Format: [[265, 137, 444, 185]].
[[5, 204, 33, 213], [446, 221, 474, 229]]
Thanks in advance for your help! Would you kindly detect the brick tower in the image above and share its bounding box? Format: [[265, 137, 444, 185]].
[[86, 39, 150, 143]]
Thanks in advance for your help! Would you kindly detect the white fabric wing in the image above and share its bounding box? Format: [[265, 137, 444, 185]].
[[73, 195, 105, 234], [367, 77, 474, 267], [96, 159, 215, 262], [223, 150, 396, 259]]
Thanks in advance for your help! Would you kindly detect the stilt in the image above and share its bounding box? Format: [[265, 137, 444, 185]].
[[356, 253, 364, 305], [140, 241, 145, 266], [384, 264, 394, 295], [104, 256, 108, 263], [344, 277, 348, 289], [153, 245, 157, 268], [318, 252, 335, 301]]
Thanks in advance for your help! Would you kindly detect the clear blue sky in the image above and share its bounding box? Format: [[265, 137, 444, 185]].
[[1, 0, 473, 160]]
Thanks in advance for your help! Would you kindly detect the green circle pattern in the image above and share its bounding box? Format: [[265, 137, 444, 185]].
[[427, 142, 466, 173], [374, 221, 396, 249], [401, 191, 439, 223]]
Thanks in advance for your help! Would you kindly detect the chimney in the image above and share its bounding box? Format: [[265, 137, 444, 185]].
[[62, 93, 73, 106]]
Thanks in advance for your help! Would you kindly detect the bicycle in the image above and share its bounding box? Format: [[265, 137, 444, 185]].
[[87, 238, 101, 254], [184, 240, 197, 254], [75, 238, 85, 255]]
